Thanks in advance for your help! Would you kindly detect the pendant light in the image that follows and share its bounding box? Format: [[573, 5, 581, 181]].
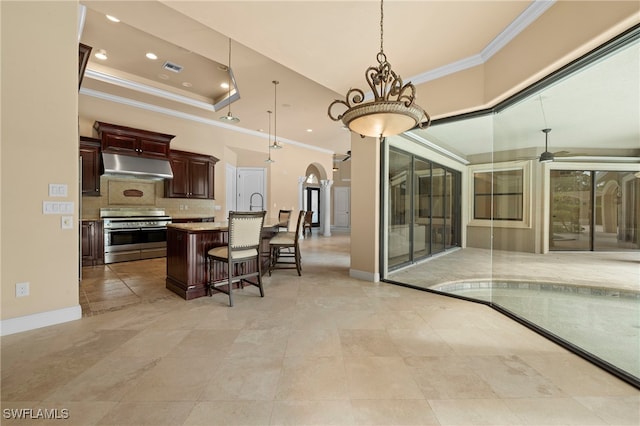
[[271, 80, 283, 149], [328, 0, 430, 138], [219, 38, 240, 123], [265, 110, 274, 163]]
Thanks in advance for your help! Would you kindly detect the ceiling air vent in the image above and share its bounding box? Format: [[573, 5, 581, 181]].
[[162, 61, 183, 73]]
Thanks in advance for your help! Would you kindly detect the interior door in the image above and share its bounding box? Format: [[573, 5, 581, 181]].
[[334, 187, 350, 227], [237, 168, 266, 212]]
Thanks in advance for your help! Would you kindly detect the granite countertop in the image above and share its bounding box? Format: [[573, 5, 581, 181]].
[[171, 214, 216, 220], [168, 220, 279, 232], [168, 222, 229, 231]]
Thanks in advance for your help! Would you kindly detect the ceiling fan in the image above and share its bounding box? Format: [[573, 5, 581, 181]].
[[539, 128, 555, 162], [517, 128, 571, 162], [333, 150, 351, 162]]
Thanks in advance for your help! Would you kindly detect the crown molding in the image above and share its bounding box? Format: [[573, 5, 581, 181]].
[[402, 132, 470, 165], [410, 0, 556, 85], [80, 88, 334, 155]]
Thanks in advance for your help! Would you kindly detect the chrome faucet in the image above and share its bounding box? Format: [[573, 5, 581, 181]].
[[249, 192, 264, 211]]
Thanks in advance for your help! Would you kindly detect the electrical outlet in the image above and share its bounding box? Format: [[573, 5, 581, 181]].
[[16, 282, 29, 298], [61, 216, 74, 229]]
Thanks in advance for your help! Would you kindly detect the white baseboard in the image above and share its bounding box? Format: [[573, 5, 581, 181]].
[[349, 269, 380, 283], [0, 305, 82, 336]]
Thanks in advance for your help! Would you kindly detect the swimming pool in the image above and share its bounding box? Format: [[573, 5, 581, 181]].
[[431, 280, 640, 382]]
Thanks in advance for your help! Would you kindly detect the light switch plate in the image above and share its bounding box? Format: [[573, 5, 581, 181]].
[[49, 183, 68, 197]]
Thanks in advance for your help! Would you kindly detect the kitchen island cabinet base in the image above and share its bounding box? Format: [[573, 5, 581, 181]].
[[165, 223, 276, 300]]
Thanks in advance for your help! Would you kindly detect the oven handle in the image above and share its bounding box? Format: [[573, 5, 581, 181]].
[[105, 228, 142, 232], [143, 227, 168, 231]]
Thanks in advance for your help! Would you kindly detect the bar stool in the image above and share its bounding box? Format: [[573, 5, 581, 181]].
[[269, 210, 305, 276], [206, 211, 266, 307]]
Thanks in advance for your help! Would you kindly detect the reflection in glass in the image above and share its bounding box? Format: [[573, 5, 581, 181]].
[[388, 150, 411, 267], [413, 159, 431, 259], [384, 30, 639, 385], [431, 166, 445, 254], [550, 170, 592, 250], [595, 171, 640, 250]]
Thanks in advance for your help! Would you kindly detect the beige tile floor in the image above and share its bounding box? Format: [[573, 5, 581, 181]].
[[2, 231, 639, 425]]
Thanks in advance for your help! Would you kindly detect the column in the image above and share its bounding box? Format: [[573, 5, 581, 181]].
[[320, 179, 333, 236], [297, 176, 306, 212]]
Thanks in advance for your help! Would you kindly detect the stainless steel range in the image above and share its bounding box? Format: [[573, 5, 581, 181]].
[[100, 207, 172, 264]]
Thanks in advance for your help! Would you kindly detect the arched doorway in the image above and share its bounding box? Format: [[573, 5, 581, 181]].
[[303, 163, 331, 235]]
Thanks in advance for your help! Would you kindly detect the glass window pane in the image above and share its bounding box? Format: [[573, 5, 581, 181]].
[[388, 150, 412, 267], [595, 171, 640, 250], [432, 166, 445, 254], [413, 159, 431, 259], [550, 170, 592, 250], [474, 169, 523, 220]]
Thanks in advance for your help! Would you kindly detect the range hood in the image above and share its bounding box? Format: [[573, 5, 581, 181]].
[[102, 152, 173, 180]]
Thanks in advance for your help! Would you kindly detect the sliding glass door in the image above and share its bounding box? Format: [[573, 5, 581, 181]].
[[387, 147, 461, 269], [550, 170, 639, 251]]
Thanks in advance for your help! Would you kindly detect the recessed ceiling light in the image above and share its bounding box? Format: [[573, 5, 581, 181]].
[[94, 49, 108, 60], [145, 52, 158, 60], [220, 82, 229, 89], [105, 15, 120, 23], [306, 129, 313, 132], [182, 82, 192, 88], [158, 74, 169, 80]]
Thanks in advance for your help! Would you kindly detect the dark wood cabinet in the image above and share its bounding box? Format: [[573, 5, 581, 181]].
[[80, 137, 102, 196], [165, 150, 218, 199], [79, 43, 91, 90], [81, 220, 104, 267], [93, 121, 174, 159]]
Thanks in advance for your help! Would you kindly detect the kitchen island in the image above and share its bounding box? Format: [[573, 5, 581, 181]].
[[166, 221, 278, 300]]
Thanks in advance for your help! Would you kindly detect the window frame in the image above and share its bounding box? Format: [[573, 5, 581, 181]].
[[468, 160, 532, 228]]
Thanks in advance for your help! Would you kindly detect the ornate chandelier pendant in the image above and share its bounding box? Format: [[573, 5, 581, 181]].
[[328, 0, 430, 138]]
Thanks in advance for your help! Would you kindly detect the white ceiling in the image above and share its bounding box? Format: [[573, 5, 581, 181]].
[[79, 1, 639, 162]]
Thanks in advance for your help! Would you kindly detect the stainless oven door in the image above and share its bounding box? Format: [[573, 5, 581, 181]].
[[104, 227, 167, 263]]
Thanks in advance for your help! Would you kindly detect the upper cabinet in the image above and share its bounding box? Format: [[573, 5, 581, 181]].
[[93, 121, 174, 160], [165, 150, 219, 199], [80, 136, 102, 196], [78, 43, 92, 90]]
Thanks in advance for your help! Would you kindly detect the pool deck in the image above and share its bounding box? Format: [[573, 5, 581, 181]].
[[388, 248, 640, 293]]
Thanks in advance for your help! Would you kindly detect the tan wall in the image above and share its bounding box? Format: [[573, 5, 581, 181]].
[[1, 1, 79, 320], [349, 134, 379, 279]]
